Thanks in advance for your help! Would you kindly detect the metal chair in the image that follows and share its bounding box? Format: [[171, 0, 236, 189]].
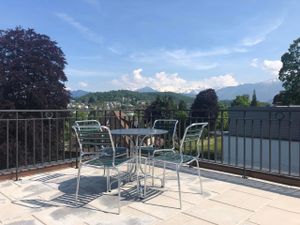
[[73, 120, 132, 214], [152, 122, 208, 209], [140, 119, 179, 157]]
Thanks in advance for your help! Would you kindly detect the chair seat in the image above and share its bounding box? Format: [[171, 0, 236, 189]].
[[140, 146, 157, 155], [101, 147, 128, 157], [86, 156, 131, 167], [153, 151, 195, 164]]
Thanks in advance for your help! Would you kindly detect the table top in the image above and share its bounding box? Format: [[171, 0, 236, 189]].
[[111, 128, 168, 136]]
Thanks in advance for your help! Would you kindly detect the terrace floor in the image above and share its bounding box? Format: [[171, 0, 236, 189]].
[[0, 165, 300, 225]]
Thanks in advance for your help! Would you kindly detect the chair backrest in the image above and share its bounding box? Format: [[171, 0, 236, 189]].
[[180, 122, 208, 157], [72, 120, 116, 155], [152, 119, 179, 149]]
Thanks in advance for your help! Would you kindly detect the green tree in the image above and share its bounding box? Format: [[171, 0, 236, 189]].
[[273, 91, 288, 105], [144, 96, 177, 122], [88, 96, 96, 104], [250, 90, 258, 106], [191, 89, 218, 125], [276, 37, 300, 105], [0, 27, 70, 109], [231, 95, 250, 107], [178, 100, 187, 110]]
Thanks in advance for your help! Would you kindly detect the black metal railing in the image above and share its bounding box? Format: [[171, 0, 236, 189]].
[[0, 107, 299, 185]]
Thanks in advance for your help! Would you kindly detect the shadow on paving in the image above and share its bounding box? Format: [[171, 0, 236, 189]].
[[13, 174, 165, 210]]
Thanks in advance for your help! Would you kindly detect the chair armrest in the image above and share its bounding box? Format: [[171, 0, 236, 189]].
[[153, 148, 176, 157]]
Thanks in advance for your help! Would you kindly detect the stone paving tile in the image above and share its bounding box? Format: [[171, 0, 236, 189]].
[[2, 215, 44, 225], [154, 212, 215, 225], [161, 188, 214, 206], [87, 190, 132, 213], [0, 179, 56, 201], [129, 194, 193, 220], [248, 205, 300, 225], [84, 206, 159, 225], [32, 206, 90, 225], [0, 201, 42, 223], [183, 198, 253, 225], [238, 178, 300, 198], [240, 220, 260, 225], [211, 189, 272, 211], [268, 193, 300, 214], [199, 179, 234, 195], [2, 167, 300, 225]]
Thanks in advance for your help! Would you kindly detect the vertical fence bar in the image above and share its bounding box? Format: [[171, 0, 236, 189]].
[[260, 119, 263, 170], [56, 113, 59, 162], [15, 112, 19, 180], [41, 114, 44, 164], [6, 120, 9, 169], [62, 118, 65, 161], [213, 116, 217, 162], [251, 119, 254, 169], [299, 120, 300, 176], [268, 111, 272, 172], [33, 119, 36, 166], [207, 112, 211, 160], [278, 117, 282, 174], [243, 111, 246, 178], [228, 116, 231, 165], [235, 118, 238, 166], [288, 112, 291, 175], [25, 120, 28, 167], [68, 119, 72, 160], [220, 110, 224, 164], [48, 117, 51, 163], [75, 110, 78, 168]]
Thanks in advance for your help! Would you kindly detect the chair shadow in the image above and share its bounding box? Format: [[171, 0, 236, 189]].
[[13, 175, 113, 209]]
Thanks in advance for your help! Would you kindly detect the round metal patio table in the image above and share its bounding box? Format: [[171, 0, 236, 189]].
[[111, 128, 168, 197]]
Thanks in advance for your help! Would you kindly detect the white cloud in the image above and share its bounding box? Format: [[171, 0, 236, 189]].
[[263, 60, 282, 76], [112, 69, 238, 93], [55, 13, 103, 44], [241, 37, 265, 47], [129, 47, 247, 70], [240, 18, 284, 47], [250, 58, 259, 67], [78, 82, 89, 88]]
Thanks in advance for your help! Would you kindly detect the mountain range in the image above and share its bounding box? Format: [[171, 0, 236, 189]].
[[71, 80, 283, 103], [71, 90, 89, 98], [216, 80, 283, 102]]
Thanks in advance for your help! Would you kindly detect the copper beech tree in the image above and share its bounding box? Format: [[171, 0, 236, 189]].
[[0, 27, 70, 169], [0, 27, 70, 109]]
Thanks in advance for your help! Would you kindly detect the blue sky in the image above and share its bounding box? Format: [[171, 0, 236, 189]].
[[1, 0, 299, 92]]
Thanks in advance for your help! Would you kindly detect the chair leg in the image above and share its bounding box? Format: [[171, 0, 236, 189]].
[[117, 169, 121, 215], [148, 152, 151, 173], [176, 164, 182, 209], [151, 160, 155, 186], [195, 159, 203, 194], [107, 168, 111, 192], [144, 158, 148, 197], [162, 162, 166, 187], [75, 163, 82, 205]]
